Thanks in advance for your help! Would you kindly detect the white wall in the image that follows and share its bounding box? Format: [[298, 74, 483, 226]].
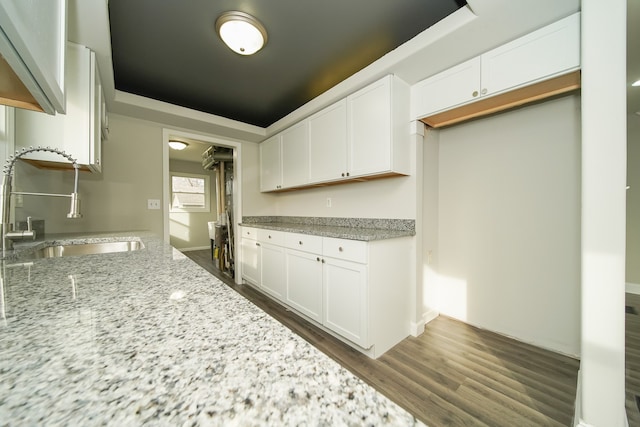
[[263, 169, 417, 219], [434, 94, 581, 356], [168, 159, 217, 250]]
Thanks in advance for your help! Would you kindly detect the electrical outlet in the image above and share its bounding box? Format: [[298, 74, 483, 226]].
[[147, 199, 161, 210], [326, 197, 332, 208]]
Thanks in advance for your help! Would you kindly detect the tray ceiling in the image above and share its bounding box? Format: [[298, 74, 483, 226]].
[[109, 0, 466, 128]]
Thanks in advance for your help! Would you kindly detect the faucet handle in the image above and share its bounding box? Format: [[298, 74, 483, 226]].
[[26, 216, 32, 231]]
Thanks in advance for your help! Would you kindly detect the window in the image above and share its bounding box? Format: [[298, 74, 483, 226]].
[[170, 172, 210, 212]]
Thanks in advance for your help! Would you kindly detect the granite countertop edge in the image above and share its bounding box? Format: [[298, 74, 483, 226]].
[[238, 222, 415, 241]]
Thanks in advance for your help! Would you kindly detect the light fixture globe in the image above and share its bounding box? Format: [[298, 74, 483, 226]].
[[216, 11, 267, 55], [168, 139, 189, 150]]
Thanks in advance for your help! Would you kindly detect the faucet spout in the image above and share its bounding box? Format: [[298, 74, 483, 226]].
[[1, 147, 83, 254]]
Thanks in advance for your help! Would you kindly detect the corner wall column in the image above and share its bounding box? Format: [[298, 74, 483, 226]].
[[578, 0, 627, 425]]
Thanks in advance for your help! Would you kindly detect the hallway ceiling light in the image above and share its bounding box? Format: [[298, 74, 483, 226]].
[[216, 11, 267, 55], [169, 140, 189, 150]]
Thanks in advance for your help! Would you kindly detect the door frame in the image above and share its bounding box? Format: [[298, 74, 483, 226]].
[[162, 128, 243, 284]]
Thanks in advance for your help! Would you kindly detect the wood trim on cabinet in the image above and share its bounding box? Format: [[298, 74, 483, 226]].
[[419, 71, 581, 129], [263, 171, 407, 193], [19, 159, 93, 172], [0, 56, 45, 113]]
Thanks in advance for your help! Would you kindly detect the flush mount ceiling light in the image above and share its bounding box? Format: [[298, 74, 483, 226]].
[[169, 139, 189, 150], [216, 11, 267, 55]]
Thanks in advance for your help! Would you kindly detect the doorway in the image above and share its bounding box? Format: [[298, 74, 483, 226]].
[[162, 129, 243, 284]]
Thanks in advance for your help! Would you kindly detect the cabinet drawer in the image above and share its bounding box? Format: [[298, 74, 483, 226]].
[[241, 227, 258, 240], [323, 237, 367, 264], [285, 232, 323, 254], [257, 229, 285, 246]]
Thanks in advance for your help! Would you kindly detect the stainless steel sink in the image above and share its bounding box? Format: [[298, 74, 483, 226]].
[[31, 240, 145, 258]]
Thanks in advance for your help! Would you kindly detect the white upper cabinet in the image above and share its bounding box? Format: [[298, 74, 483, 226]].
[[308, 99, 348, 183], [0, 0, 67, 114], [412, 12, 580, 122], [480, 13, 580, 96], [259, 134, 282, 191], [14, 43, 103, 173], [411, 58, 481, 119], [281, 120, 309, 188], [348, 75, 409, 178], [261, 74, 410, 192]]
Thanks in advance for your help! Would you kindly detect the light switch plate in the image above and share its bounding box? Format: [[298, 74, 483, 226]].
[[147, 199, 161, 210]]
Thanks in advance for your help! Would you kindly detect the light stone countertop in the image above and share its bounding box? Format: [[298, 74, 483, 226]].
[[0, 232, 423, 426], [239, 217, 415, 241]]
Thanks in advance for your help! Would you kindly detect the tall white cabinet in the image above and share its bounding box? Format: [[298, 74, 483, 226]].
[[14, 43, 104, 172]]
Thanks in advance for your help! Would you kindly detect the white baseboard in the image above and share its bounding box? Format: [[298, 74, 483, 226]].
[[179, 246, 209, 252], [410, 308, 439, 337], [423, 308, 439, 325], [626, 282, 640, 295], [410, 320, 425, 337]]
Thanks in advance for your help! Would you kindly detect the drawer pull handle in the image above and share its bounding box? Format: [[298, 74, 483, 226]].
[[256, 243, 260, 247], [299, 241, 303, 245], [316, 257, 320, 262], [268, 235, 271, 239], [321, 259, 325, 263], [338, 247, 343, 252]]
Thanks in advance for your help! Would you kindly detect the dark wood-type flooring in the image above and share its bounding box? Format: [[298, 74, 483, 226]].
[[185, 249, 585, 426]]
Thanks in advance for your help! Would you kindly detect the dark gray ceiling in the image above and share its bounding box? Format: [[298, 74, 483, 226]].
[[109, 0, 466, 128]]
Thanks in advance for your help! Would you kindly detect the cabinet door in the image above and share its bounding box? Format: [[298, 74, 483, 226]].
[[411, 57, 481, 119], [308, 99, 348, 183], [285, 249, 323, 322], [323, 257, 368, 347], [281, 120, 309, 188], [261, 243, 286, 302], [259, 134, 282, 192], [0, 0, 66, 114], [348, 76, 392, 177], [481, 13, 580, 96], [90, 61, 102, 172], [240, 237, 260, 286], [15, 43, 99, 171]]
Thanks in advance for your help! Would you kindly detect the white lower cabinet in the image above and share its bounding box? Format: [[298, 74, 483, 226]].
[[259, 229, 286, 302], [322, 256, 368, 347], [240, 233, 260, 286], [240, 226, 411, 358], [285, 249, 323, 322]]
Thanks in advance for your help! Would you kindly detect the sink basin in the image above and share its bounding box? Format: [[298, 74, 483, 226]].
[[31, 240, 145, 258]]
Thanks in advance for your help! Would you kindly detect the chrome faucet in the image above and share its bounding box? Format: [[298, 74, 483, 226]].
[[0, 147, 82, 253]]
